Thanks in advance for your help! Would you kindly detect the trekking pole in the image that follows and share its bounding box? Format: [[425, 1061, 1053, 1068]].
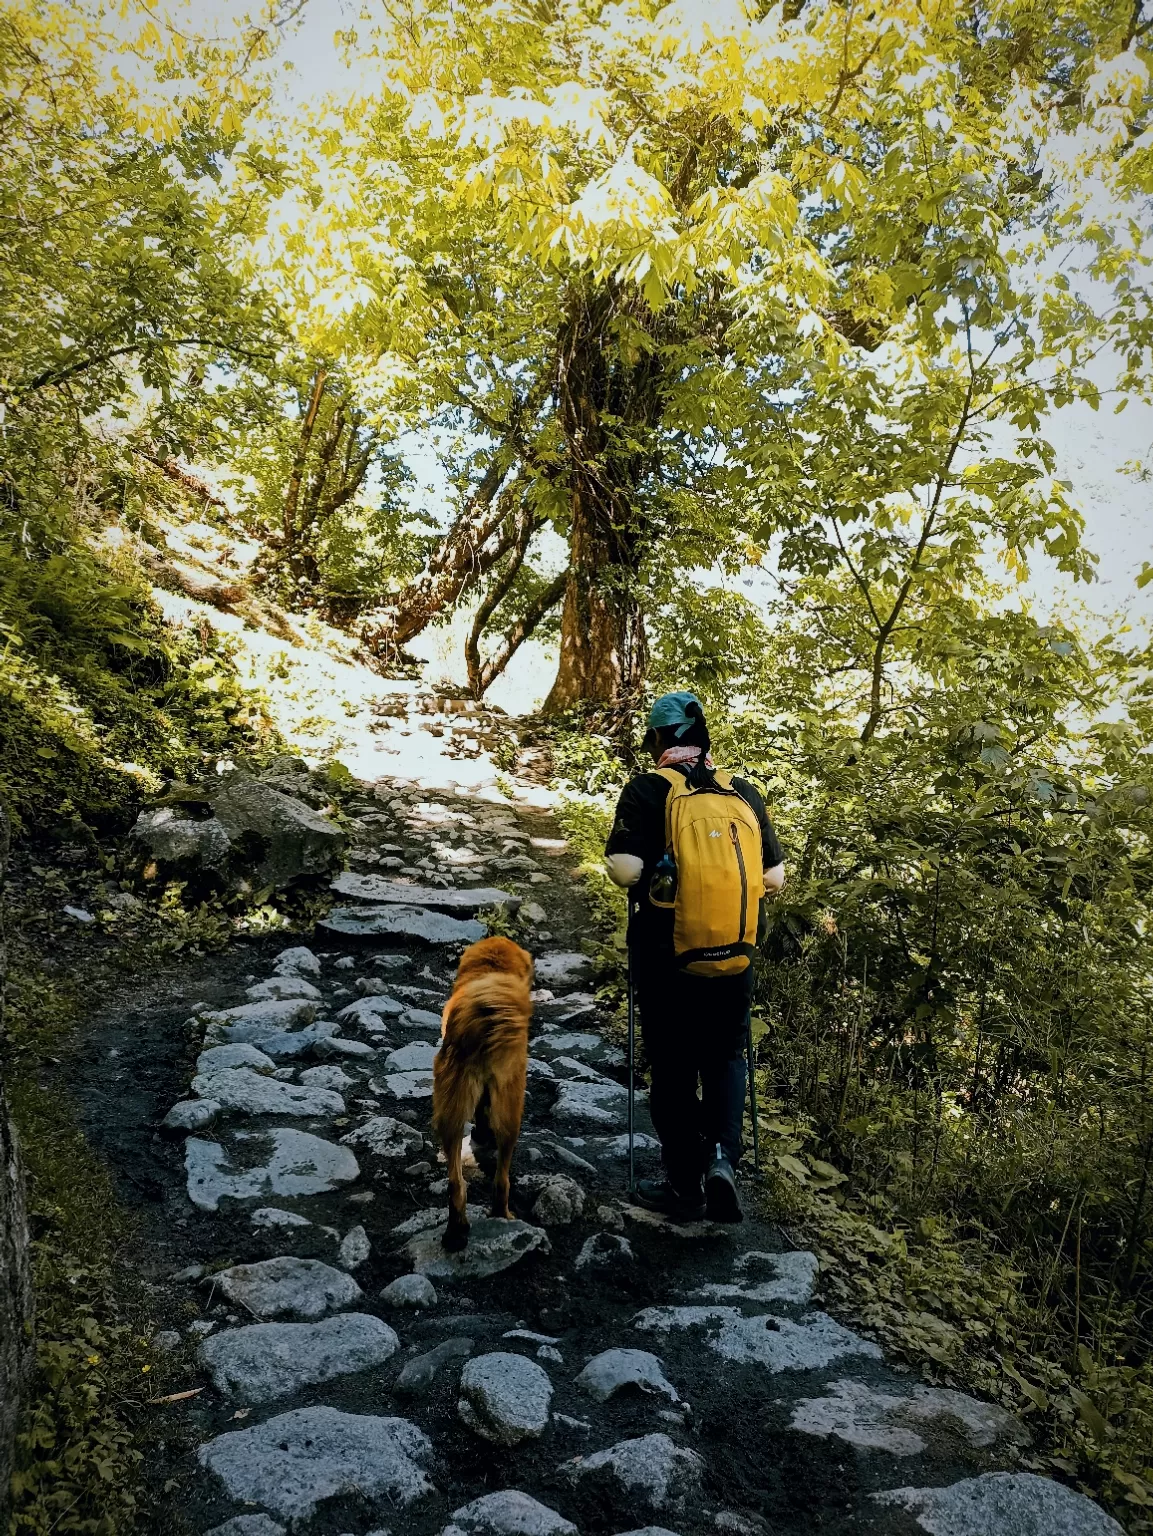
[[626, 892, 637, 1196], [746, 1008, 761, 1180]]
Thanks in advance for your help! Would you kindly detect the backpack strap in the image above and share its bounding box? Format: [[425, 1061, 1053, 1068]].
[[654, 767, 689, 848]]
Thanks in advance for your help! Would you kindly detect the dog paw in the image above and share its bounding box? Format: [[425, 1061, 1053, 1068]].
[[442, 1224, 470, 1252]]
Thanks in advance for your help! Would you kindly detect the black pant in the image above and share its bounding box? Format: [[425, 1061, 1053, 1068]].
[[637, 964, 751, 1196]]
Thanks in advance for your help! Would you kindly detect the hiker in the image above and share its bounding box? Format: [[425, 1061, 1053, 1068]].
[[604, 691, 784, 1223]]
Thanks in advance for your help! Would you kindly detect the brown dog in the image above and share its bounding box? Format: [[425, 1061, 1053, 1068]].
[[433, 935, 534, 1251]]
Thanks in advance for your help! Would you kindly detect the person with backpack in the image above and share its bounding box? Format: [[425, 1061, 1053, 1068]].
[[603, 691, 784, 1222]]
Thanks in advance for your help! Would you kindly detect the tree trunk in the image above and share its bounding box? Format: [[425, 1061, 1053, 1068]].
[[0, 804, 34, 1530], [543, 286, 659, 716], [282, 365, 328, 546]]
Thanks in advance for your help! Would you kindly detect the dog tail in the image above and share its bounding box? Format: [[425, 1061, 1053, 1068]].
[[438, 973, 530, 1061]]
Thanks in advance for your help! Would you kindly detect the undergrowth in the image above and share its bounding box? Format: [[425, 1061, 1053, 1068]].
[[548, 720, 1153, 1533]]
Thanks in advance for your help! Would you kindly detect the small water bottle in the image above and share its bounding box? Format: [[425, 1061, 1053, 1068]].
[[650, 849, 678, 904]]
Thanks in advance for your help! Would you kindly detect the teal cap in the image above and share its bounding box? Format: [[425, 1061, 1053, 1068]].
[[646, 691, 702, 740]]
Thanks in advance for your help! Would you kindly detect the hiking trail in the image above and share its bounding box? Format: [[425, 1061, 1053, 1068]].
[[68, 670, 1123, 1536]]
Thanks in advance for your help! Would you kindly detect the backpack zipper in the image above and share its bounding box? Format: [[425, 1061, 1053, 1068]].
[[729, 822, 748, 940]]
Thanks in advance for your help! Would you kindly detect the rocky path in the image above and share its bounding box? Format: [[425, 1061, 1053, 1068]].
[[78, 711, 1125, 1536]]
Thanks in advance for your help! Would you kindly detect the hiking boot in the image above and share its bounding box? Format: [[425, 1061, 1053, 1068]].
[[705, 1152, 743, 1223], [634, 1177, 706, 1222]]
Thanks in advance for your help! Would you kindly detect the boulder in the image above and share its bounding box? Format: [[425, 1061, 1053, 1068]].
[[331, 874, 520, 915], [553, 1081, 629, 1130], [691, 1249, 819, 1308], [633, 1307, 883, 1373], [198, 1406, 433, 1525], [129, 807, 231, 877], [561, 1433, 702, 1512], [791, 1378, 1028, 1457], [458, 1352, 553, 1445], [185, 1129, 359, 1211], [576, 1349, 679, 1405], [534, 953, 593, 989], [272, 946, 321, 977], [162, 1099, 220, 1136], [338, 1226, 371, 1269], [576, 1233, 635, 1272], [873, 1473, 1123, 1535], [401, 1218, 549, 1281], [190, 1067, 344, 1118], [200, 1313, 399, 1403], [320, 905, 485, 944], [444, 1491, 577, 1536], [202, 999, 317, 1032], [196, 1044, 277, 1076], [529, 1176, 585, 1226], [341, 1116, 424, 1160], [214, 1256, 362, 1319], [245, 976, 321, 1003], [395, 1336, 473, 1396], [206, 1517, 286, 1536], [212, 772, 345, 889], [384, 1041, 439, 1073], [381, 1274, 438, 1309]]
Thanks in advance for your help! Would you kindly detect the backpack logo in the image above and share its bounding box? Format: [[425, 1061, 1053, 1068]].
[[709, 829, 722, 838]]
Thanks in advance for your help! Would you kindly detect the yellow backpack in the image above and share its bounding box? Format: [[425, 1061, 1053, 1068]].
[[649, 768, 765, 977]]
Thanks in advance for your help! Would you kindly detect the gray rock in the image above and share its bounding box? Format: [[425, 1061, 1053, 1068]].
[[445, 1490, 577, 1536], [576, 1233, 635, 1272], [205, 1516, 286, 1536], [873, 1472, 1123, 1534], [533, 953, 593, 989], [320, 905, 485, 944], [385, 1041, 439, 1073], [162, 1098, 220, 1135], [185, 1129, 359, 1210], [394, 1336, 473, 1395], [202, 998, 318, 1032], [691, 1250, 820, 1307], [342, 1116, 424, 1160], [519, 902, 547, 924], [562, 1433, 703, 1511], [339, 1226, 371, 1269], [299, 1065, 356, 1093], [191, 1067, 344, 1118], [576, 1349, 678, 1404], [200, 1312, 399, 1403], [315, 1036, 377, 1060], [381, 1274, 438, 1309], [273, 945, 321, 977], [214, 1256, 362, 1319], [197, 1044, 277, 1076], [792, 1378, 1029, 1457], [535, 1031, 601, 1056], [251, 1207, 312, 1230], [633, 1307, 883, 1372], [130, 807, 231, 874], [153, 1329, 181, 1352], [212, 772, 345, 889], [402, 1218, 550, 1281], [211, 1022, 340, 1060], [529, 1175, 585, 1226], [399, 1007, 442, 1033], [246, 976, 322, 1002], [330, 874, 520, 915], [614, 1530, 683, 1536], [337, 994, 404, 1025], [384, 1070, 435, 1100], [458, 1352, 552, 1445], [198, 1406, 433, 1523], [554, 1081, 628, 1129]]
